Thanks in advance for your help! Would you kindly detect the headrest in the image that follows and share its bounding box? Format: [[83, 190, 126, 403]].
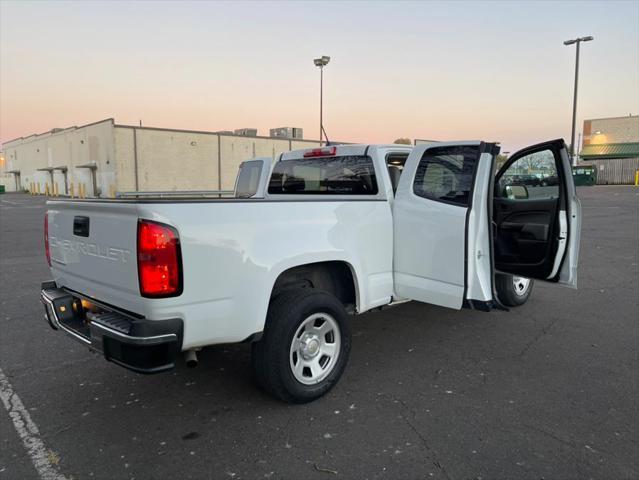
[[282, 176, 306, 193]]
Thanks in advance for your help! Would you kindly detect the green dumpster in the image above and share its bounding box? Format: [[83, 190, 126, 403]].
[[572, 166, 597, 186], [0, 185, 5, 194]]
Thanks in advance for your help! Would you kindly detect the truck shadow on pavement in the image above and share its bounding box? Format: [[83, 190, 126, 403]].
[[89, 300, 512, 408]]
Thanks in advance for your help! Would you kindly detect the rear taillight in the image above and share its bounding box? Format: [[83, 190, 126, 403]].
[[137, 220, 182, 298], [44, 213, 51, 266]]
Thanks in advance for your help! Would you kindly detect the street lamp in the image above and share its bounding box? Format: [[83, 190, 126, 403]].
[[314, 55, 330, 146], [564, 35, 594, 165]]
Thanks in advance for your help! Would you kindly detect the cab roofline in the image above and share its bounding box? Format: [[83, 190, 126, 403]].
[[280, 143, 413, 161]]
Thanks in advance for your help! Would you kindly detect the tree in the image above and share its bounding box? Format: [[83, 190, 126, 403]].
[[495, 154, 509, 170], [393, 138, 412, 145], [520, 151, 553, 173]]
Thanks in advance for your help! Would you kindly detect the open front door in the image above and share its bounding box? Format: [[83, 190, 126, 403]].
[[493, 139, 581, 287], [393, 142, 498, 310]]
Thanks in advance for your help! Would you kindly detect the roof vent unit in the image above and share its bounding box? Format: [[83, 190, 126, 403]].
[[269, 127, 303, 140], [234, 128, 258, 137]]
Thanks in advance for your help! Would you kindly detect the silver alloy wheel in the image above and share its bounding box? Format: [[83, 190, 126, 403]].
[[512, 276, 531, 296], [289, 312, 341, 385]]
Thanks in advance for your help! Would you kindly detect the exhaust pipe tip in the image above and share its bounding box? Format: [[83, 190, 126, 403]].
[[184, 349, 198, 368]]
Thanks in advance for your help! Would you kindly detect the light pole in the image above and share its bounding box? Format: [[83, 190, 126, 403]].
[[314, 55, 330, 146], [564, 36, 593, 166]]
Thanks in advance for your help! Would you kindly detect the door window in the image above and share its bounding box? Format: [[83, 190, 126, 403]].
[[413, 145, 479, 206], [497, 150, 559, 200]]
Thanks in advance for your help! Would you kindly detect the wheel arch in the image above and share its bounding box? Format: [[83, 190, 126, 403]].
[[251, 259, 363, 338], [269, 260, 360, 311]]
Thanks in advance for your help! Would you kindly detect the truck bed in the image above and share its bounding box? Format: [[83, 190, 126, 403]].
[[47, 197, 394, 349]]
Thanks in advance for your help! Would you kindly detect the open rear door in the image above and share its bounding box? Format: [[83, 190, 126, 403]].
[[493, 139, 581, 287], [392, 141, 498, 310]]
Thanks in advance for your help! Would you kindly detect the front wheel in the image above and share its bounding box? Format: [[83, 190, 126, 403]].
[[251, 288, 351, 403], [496, 274, 534, 307]]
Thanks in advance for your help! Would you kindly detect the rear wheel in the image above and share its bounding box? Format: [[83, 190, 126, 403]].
[[496, 274, 534, 307], [251, 288, 351, 403]]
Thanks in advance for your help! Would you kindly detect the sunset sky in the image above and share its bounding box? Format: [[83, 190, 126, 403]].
[[1, 0, 637, 153]]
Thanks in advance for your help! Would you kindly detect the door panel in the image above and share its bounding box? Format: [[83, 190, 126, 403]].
[[493, 197, 559, 278], [465, 150, 496, 305], [494, 139, 580, 287], [556, 147, 581, 287], [393, 142, 497, 310], [394, 198, 468, 309]]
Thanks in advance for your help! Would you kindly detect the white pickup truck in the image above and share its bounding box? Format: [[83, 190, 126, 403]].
[[42, 140, 581, 403]]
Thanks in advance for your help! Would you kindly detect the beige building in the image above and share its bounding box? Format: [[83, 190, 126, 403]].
[[580, 115, 639, 184], [0, 118, 320, 195], [582, 115, 639, 145]]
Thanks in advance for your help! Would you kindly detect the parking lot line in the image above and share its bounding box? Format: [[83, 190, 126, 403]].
[[0, 368, 68, 480]]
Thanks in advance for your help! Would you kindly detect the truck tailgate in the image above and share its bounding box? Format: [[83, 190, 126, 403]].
[[47, 200, 142, 314]]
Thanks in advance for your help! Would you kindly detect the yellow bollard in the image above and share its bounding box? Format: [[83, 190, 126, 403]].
[[80, 183, 86, 199], [69, 182, 74, 198], [635, 170, 639, 186]]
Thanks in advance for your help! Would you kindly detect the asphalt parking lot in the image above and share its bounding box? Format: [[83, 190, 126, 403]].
[[0, 186, 637, 480]]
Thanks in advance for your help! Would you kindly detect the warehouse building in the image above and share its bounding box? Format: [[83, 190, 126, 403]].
[[579, 115, 639, 184], [0, 118, 319, 196]]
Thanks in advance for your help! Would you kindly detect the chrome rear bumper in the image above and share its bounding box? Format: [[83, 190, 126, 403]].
[[41, 282, 183, 374]]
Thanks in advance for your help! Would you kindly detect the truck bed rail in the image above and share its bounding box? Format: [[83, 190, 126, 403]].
[[116, 190, 235, 199]]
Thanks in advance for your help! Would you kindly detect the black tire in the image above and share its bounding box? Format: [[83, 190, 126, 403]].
[[251, 288, 351, 403], [496, 274, 534, 307]]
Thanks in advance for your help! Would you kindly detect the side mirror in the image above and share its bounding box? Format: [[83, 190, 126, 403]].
[[505, 184, 529, 199]]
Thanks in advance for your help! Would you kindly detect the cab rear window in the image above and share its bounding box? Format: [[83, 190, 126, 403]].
[[235, 160, 263, 198], [268, 156, 378, 195]]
